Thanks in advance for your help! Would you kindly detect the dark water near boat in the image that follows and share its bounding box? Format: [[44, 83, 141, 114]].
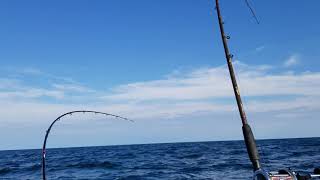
[[0, 138, 319, 179]]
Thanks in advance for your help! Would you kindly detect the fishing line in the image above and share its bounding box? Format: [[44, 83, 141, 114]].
[[244, 0, 260, 24], [41, 110, 133, 180]]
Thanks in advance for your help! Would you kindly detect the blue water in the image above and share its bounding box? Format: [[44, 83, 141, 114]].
[[0, 138, 319, 179]]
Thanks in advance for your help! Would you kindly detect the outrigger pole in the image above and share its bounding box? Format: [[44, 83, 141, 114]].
[[215, 0, 261, 171]]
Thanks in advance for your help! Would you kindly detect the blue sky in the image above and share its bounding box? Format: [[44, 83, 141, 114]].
[[1, 0, 320, 150]]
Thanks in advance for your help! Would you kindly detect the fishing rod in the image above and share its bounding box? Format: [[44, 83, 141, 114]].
[[214, 0, 320, 179], [41, 110, 133, 180], [215, 0, 260, 171]]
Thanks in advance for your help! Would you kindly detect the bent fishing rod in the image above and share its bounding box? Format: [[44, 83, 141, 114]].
[[214, 0, 320, 179], [41, 110, 133, 180]]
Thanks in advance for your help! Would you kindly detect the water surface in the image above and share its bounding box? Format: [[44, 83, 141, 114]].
[[0, 138, 319, 179]]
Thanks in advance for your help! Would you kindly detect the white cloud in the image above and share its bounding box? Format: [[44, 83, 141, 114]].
[[52, 83, 94, 93], [2, 62, 320, 149], [20, 67, 43, 75], [255, 46, 265, 52], [0, 69, 93, 100], [0, 88, 64, 99], [2, 62, 320, 121], [0, 78, 20, 89], [283, 54, 299, 67], [0, 78, 65, 100], [103, 63, 320, 102]]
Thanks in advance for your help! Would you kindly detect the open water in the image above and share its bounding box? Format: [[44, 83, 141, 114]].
[[0, 138, 319, 179]]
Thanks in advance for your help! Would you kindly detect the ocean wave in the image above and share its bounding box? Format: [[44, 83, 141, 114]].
[[66, 160, 119, 169], [0, 167, 12, 175], [178, 153, 203, 159], [1, 138, 319, 179], [26, 163, 41, 171]]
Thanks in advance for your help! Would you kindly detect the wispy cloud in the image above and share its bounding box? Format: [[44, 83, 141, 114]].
[[52, 83, 95, 93], [1, 62, 320, 122], [0, 88, 64, 99], [255, 45, 265, 52], [1, 61, 320, 149], [20, 67, 43, 75], [0, 67, 95, 101], [103, 62, 319, 102], [2, 66, 76, 83], [283, 54, 300, 67]]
